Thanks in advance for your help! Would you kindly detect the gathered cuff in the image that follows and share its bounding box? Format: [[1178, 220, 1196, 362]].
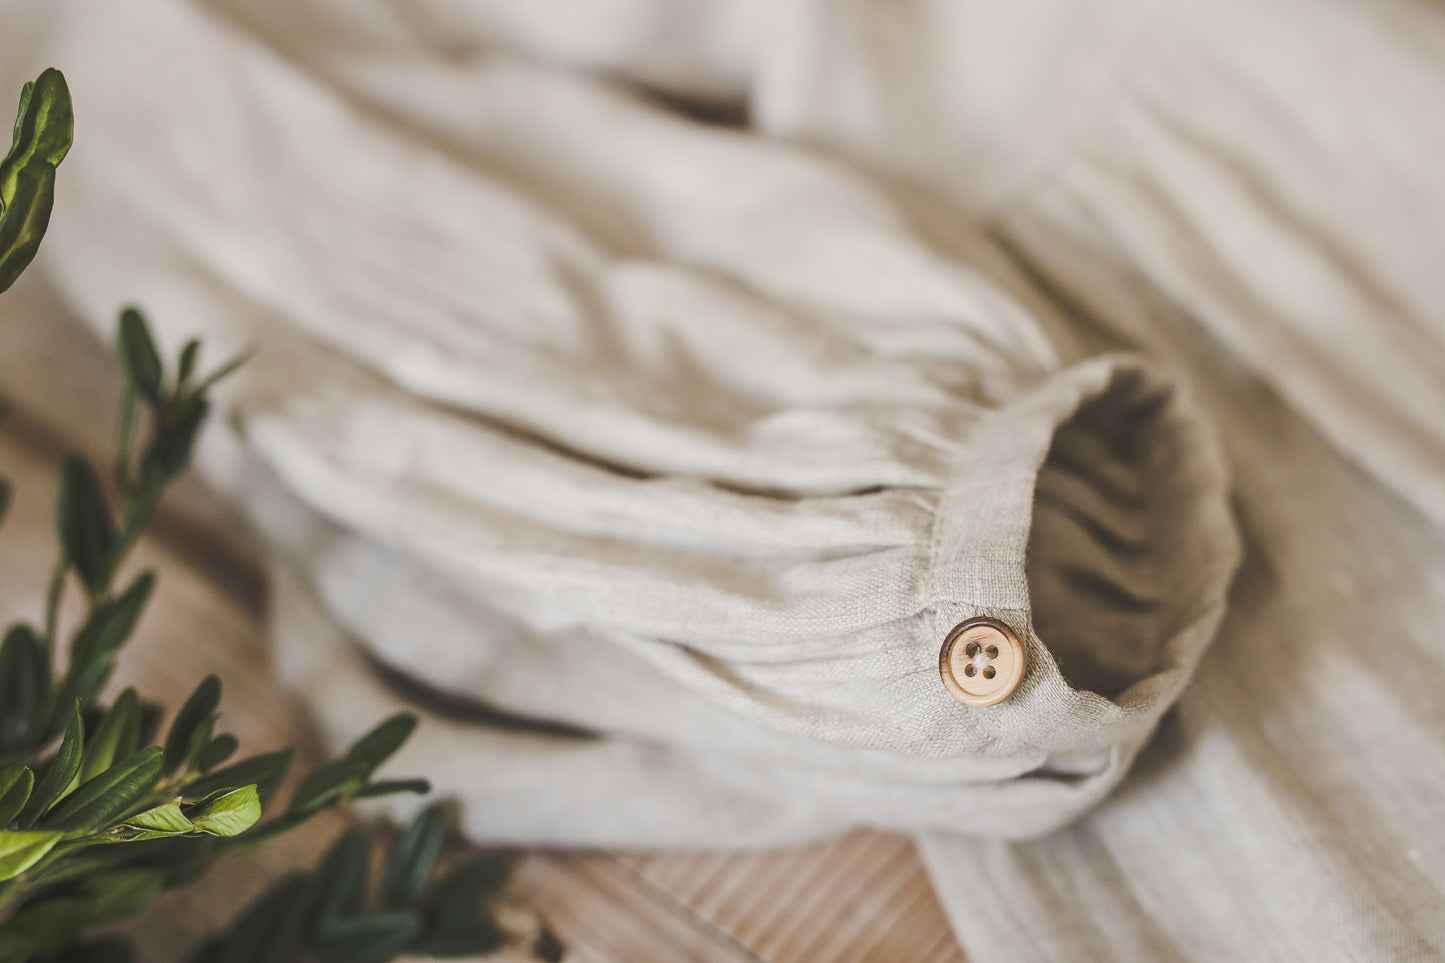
[[922, 354, 1239, 821]]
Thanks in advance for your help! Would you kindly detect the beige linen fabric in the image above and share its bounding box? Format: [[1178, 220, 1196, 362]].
[[704, 1, 1445, 956], [5, 0, 1445, 958], [19, 0, 1240, 845]]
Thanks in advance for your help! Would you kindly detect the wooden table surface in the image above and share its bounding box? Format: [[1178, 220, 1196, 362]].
[[0, 280, 966, 962]]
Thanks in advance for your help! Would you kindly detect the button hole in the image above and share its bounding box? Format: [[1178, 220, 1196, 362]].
[[963, 664, 977, 677], [964, 642, 979, 657], [983, 666, 996, 680], [986, 645, 999, 658]]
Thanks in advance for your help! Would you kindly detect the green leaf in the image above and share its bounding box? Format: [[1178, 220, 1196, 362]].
[[44, 745, 163, 833], [196, 733, 238, 772], [0, 159, 56, 294], [161, 841, 223, 891], [136, 700, 164, 747], [413, 854, 511, 956], [81, 867, 167, 924], [301, 829, 368, 936], [56, 456, 115, 594], [352, 778, 430, 801], [189, 785, 261, 837], [80, 687, 141, 783], [10, 73, 31, 136], [315, 910, 423, 963], [57, 654, 115, 725], [287, 757, 369, 816], [177, 339, 201, 386], [1, 69, 72, 183], [0, 69, 72, 294], [125, 799, 194, 835], [5, 896, 91, 957], [0, 624, 48, 752], [430, 853, 511, 907], [380, 801, 449, 907], [343, 712, 416, 773], [34, 836, 179, 883], [0, 763, 33, 825], [0, 828, 63, 880], [140, 395, 208, 487], [68, 573, 154, 674], [175, 714, 216, 777], [192, 349, 252, 394], [163, 674, 220, 775], [117, 308, 162, 403], [61, 834, 218, 888], [180, 748, 291, 803], [18, 703, 82, 827], [213, 874, 310, 963]]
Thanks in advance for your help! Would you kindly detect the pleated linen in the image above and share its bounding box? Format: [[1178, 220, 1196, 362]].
[[9, 0, 1445, 958]]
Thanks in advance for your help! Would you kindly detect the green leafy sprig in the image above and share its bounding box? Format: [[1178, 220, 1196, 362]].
[[0, 70, 529, 963], [187, 804, 519, 963], [0, 307, 443, 961], [3, 305, 241, 767]]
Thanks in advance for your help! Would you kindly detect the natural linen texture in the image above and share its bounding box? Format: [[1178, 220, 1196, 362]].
[[20, 0, 1239, 846], [10, 0, 1445, 959]]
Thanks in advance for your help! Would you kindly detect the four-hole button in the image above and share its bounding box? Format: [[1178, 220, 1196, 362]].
[[939, 617, 1026, 707]]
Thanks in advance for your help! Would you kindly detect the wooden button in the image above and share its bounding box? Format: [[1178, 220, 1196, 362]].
[[939, 617, 1026, 707]]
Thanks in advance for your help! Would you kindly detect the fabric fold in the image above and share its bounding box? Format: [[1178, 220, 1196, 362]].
[[26, 0, 1241, 849]]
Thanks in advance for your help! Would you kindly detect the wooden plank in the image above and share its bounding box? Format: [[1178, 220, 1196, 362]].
[[618, 835, 966, 963], [509, 854, 758, 962]]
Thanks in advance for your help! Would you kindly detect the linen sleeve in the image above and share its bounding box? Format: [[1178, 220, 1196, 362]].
[[29, 0, 1239, 844]]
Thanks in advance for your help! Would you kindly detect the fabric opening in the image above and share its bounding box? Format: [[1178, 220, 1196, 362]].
[[1027, 366, 1190, 699]]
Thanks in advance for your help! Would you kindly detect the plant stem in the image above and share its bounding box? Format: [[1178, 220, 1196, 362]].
[[113, 382, 137, 495], [99, 485, 160, 600]]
